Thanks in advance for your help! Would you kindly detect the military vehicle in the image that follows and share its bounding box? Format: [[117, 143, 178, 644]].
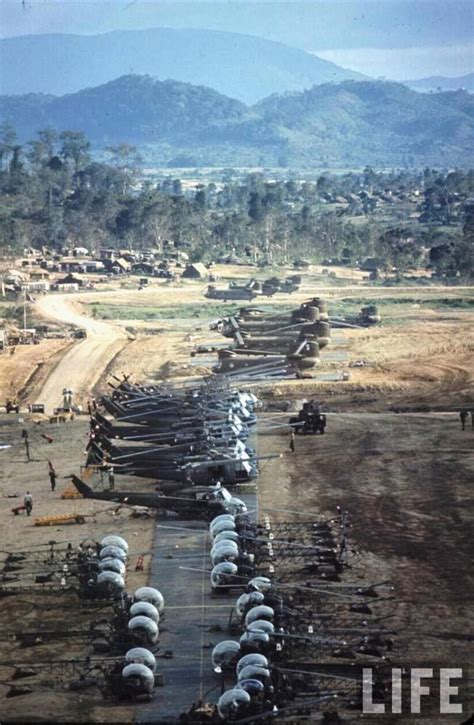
[[205, 282, 260, 301], [289, 400, 327, 434]]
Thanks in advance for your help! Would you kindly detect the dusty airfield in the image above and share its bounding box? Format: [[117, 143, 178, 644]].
[[0, 268, 473, 722], [0, 419, 153, 723]]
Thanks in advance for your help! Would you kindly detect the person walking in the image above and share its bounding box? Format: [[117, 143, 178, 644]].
[[48, 462, 57, 492], [24, 491, 33, 516], [460, 410, 468, 431], [289, 430, 296, 453]]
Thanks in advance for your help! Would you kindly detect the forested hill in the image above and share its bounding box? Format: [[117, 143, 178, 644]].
[[0, 28, 363, 104], [254, 81, 474, 166], [0, 76, 248, 143], [1, 76, 473, 168]]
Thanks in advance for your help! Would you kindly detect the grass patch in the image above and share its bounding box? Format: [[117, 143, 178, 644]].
[[332, 295, 474, 324], [87, 302, 279, 321]]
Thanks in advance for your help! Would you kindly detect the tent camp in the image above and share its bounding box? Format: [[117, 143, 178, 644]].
[[182, 263, 208, 279]]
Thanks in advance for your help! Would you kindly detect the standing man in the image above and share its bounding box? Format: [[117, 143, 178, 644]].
[[471, 410, 474, 430], [289, 430, 296, 453], [24, 491, 33, 516], [48, 462, 57, 492], [108, 466, 115, 491], [460, 410, 468, 431], [21, 428, 31, 461]]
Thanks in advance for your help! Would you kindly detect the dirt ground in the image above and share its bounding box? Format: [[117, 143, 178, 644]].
[[0, 417, 154, 722], [0, 269, 472, 413], [0, 338, 71, 405], [257, 309, 474, 413], [0, 270, 473, 722], [257, 411, 474, 721]]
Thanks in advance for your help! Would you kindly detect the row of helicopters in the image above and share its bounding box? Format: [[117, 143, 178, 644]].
[[193, 297, 380, 379], [206, 298, 330, 378], [190, 507, 397, 722], [1, 378, 268, 709], [205, 275, 302, 302], [74, 377, 271, 519], [0, 531, 169, 702]]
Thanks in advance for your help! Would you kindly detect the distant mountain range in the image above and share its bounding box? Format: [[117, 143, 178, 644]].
[[1, 76, 473, 168], [404, 73, 474, 93], [0, 28, 364, 104]]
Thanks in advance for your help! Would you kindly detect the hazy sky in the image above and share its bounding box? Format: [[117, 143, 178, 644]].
[[1, 0, 473, 79]]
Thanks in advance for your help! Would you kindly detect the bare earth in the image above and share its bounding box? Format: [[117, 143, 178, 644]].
[[0, 271, 473, 722], [0, 418, 154, 723]]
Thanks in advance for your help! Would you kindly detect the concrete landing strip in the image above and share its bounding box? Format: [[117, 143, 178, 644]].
[[138, 490, 257, 723]]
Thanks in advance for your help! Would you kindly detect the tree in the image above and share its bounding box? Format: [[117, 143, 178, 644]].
[[59, 131, 90, 174], [0, 124, 17, 173], [248, 191, 263, 223], [105, 143, 142, 194], [377, 228, 422, 274], [194, 186, 207, 209]]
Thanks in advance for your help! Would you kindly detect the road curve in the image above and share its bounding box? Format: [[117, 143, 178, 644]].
[[34, 293, 127, 413]]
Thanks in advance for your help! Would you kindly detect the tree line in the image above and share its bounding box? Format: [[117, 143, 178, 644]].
[[0, 126, 472, 278]]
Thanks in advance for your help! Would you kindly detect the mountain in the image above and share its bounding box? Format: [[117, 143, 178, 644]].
[[1, 76, 473, 168], [404, 73, 474, 93], [255, 81, 474, 166], [0, 28, 364, 104]]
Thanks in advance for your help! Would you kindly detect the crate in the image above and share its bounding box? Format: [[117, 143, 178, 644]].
[[61, 483, 83, 499]]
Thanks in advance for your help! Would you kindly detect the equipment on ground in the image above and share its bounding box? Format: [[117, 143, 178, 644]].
[[289, 401, 327, 435]]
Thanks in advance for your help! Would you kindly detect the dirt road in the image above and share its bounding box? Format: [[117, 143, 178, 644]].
[[34, 293, 127, 412]]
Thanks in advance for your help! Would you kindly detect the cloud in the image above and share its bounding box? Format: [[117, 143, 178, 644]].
[[313, 44, 474, 80]]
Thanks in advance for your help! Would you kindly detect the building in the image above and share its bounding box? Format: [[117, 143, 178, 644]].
[[182, 263, 208, 280]]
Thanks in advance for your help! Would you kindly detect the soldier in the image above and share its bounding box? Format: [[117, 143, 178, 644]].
[[24, 491, 33, 516], [21, 428, 31, 461], [289, 430, 296, 453], [108, 466, 115, 491], [460, 410, 468, 431], [48, 462, 57, 492]]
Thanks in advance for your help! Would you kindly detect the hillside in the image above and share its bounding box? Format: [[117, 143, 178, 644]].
[[255, 81, 474, 166], [404, 73, 474, 93], [1, 77, 473, 168], [0, 28, 363, 104]]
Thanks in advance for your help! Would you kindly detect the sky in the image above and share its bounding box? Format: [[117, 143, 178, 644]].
[[1, 0, 473, 79]]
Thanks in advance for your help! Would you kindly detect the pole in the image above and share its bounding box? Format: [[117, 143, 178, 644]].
[[23, 290, 27, 333]]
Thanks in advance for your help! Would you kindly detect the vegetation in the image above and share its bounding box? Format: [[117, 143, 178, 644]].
[[1, 76, 474, 168], [0, 125, 472, 279], [88, 302, 243, 321]]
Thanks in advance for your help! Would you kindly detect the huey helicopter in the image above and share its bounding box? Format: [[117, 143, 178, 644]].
[[71, 475, 248, 520]]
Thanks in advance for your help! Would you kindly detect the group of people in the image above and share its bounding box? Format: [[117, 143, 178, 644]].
[[459, 410, 474, 431]]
